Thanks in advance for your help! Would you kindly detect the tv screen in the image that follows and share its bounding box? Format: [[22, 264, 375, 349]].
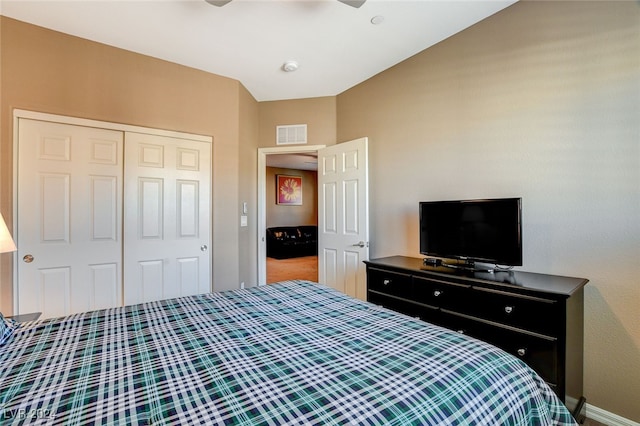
[[419, 198, 522, 266]]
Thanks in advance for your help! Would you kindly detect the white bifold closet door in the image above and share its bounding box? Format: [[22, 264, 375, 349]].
[[123, 132, 211, 306], [17, 119, 124, 318], [16, 118, 211, 319]]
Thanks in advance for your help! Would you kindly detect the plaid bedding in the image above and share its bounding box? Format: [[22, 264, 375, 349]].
[[0, 280, 576, 425]]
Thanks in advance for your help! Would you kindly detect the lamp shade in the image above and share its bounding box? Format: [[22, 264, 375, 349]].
[[0, 213, 17, 253]]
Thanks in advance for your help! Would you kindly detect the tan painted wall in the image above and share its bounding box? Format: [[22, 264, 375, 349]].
[[0, 17, 254, 310], [337, 1, 640, 421], [258, 97, 336, 147], [238, 85, 260, 289], [266, 167, 318, 228]]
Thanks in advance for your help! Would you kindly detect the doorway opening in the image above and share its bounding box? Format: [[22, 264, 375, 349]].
[[257, 145, 325, 286]]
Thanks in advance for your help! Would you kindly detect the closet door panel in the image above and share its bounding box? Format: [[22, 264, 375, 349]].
[[17, 119, 123, 319], [124, 132, 211, 306]]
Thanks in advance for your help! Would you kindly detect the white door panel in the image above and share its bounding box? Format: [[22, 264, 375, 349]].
[[318, 137, 369, 299], [90, 263, 120, 310], [124, 132, 211, 305], [17, 119, 123, 319]]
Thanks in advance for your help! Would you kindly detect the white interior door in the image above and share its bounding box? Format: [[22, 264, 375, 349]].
[[318, 137, 369, 299], [17, 119, 123, 319], [123, 132, 211, 305]]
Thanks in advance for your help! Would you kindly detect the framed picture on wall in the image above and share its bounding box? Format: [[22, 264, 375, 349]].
[[276, 175, 302, 205]]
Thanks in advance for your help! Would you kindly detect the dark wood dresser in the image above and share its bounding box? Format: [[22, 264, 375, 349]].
[[364, 256, 587, 407]]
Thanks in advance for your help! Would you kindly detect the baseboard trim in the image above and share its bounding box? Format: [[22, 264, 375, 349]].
[[586, 403, 639, 426], [565, 396, 638, 426]]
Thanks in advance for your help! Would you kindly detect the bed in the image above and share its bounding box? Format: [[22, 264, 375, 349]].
[[1, 280, 576, 425]]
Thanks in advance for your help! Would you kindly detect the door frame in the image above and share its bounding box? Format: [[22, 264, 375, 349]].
[[12, 109, 213, 313], [257, 145, 325, 287]]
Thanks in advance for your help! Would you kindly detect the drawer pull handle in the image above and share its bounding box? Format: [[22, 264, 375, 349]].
[[433, 290, 442, 297], [383, 279, 391, 285], [517, 348, 526, 357], [504, 306, 514, 314]]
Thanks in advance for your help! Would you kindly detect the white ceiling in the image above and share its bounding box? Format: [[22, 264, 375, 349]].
[[0, 0, 517, 102], [267, 153, 318, 170]]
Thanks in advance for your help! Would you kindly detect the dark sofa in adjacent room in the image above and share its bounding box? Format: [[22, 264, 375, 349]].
[[266, 226, 318, 259]]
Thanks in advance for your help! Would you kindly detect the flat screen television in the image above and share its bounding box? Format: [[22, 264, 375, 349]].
[[419, 198, 522, 268]]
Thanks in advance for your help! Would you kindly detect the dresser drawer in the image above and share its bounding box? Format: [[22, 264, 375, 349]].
[[367, 268, 412, 299], [439, 311, 558, 385], [478, 324, 558, 386], [413, 304, 442, 325], [466, 287, 560, 337], [367, 291, 418, 318], [413, 276, 470, 310]]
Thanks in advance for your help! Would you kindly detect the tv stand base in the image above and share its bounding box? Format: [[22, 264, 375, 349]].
[[422, 257, 494, 273], [442, 261, 495, 273]]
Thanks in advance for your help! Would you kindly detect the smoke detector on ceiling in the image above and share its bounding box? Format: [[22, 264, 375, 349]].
[[282, 61, 299, 72]]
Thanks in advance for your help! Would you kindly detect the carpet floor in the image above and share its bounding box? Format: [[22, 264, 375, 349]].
[[266, 255, 318, 284]]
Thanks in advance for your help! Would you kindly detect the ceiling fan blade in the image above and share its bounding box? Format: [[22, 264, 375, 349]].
[[206, 0, 365, 8], [205, 0, 233, 6], [337, 0, 366, 8]]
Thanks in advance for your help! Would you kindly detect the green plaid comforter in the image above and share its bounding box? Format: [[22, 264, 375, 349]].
[[0, 280, 576, 425]]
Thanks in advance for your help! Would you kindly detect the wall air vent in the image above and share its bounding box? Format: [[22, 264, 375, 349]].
[[276, 124, 307, 145]]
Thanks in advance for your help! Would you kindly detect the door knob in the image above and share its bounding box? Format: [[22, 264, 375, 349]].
[[352, 241, 367, 248], [23, 254, 34, 263], [200, 245, 208, 252]]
